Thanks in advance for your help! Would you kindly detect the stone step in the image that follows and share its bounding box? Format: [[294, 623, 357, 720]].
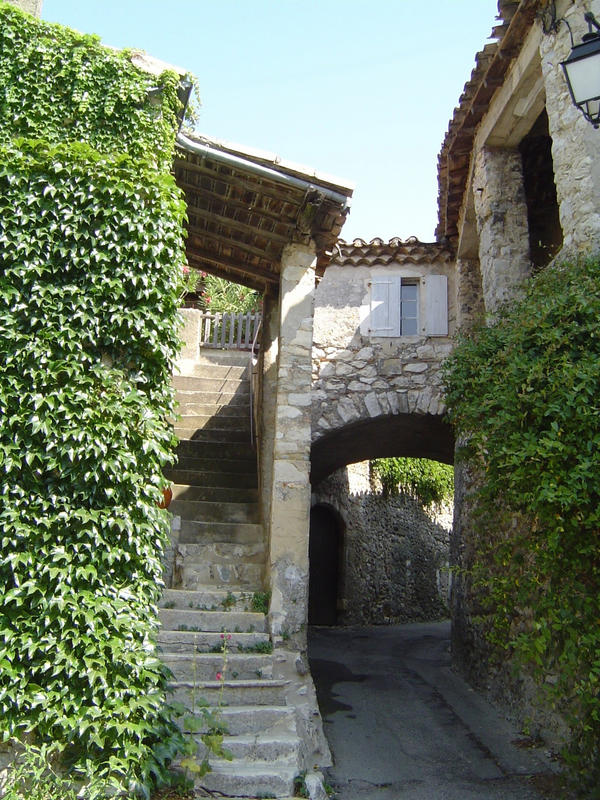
[[178, 350, 251, 369], [163, 652, 273, 681], [207, 705, 296, 736], [160, 588, 260, 612], [192, 756, 297, 798], [159, 630, 270, 654], [175, 440, 256, 462], [170, 499, 259, 524], [173, 376, 250, 394], [176, 414, 251, 433], [175, 389, 249, 406], [195, 733, 299, 762], [175, 363, 249, 380], [159, 607, 266, 633], [176, 401, 250, 418], [176, 413, 250, 431], [169, 679, 288, 708], [174, 427, 252, 443], [172, 455, 257, 474], [177, 520, 263, 546], [165, 469, 257, 490], [179, 561, 264, 590], [171, 484, 258, 503], [177, 541, 265, 565]]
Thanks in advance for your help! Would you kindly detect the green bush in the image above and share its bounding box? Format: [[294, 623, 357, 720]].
[[371, 457, 454, 506], [443, 256, 600, 792], [0, 3, 189, 795]]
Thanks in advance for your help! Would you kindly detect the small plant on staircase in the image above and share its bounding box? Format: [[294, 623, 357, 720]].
[[251, 590, 271, 615], [178, 633, 233, 780]]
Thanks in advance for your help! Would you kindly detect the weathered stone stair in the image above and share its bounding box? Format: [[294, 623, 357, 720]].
[[161, 352, 302, 798]]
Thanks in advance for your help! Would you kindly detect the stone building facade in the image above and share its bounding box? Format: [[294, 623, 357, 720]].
[[437, 0, 600, 745], [310, 238, 455, 485]]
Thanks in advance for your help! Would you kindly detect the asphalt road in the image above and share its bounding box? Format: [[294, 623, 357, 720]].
[[308, 621, 560, 800]]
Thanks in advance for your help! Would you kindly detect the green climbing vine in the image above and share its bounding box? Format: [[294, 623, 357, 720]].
[[371, 457, 454, 506], [443, 255, 600, 794], [0, 3, 181, 169], [0, 3, 190, 796]]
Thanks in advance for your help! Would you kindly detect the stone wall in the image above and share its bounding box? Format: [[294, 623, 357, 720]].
[[472, 147, 532, 313], [540, 0, 600, 255], [312, 254, 455, 443], [313, 462, 452, 625], [5, 0, 43, 15]]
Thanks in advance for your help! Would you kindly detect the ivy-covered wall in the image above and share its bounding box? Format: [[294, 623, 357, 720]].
[[0, 3, 187, 795], [443, 255, 600, 795]]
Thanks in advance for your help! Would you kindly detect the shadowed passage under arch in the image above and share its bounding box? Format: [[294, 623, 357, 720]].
[[310, 412, 454, 486]]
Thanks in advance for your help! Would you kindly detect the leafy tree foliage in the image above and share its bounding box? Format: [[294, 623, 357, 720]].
[[371, 458, 454, 507], [443, 256, 600, 792], [184, 270, 261, 313], [0, 3, 188, 795]]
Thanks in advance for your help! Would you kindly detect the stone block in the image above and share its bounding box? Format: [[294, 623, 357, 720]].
[[364, 392, 381, 417]]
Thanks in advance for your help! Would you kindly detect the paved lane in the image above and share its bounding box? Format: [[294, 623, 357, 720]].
[[308, 622, 559, 800]]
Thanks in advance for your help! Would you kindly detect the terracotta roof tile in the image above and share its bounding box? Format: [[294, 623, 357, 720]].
[[332, 237, 454, 267]]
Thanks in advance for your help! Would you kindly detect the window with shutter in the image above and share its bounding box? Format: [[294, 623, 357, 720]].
[[422, 275, 448, 336], [368, 274, 448, 337]]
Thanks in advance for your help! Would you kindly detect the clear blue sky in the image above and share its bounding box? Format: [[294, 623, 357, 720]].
[[42, 1, 498, 243]]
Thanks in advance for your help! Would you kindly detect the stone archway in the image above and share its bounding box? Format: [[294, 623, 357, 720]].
[[310, 413, 454, 486]]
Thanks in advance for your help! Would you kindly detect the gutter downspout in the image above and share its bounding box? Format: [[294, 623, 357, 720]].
[[176, 132, 352, 211]]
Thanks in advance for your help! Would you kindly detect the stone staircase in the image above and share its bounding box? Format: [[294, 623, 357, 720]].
[[160, 351, 307, 798]]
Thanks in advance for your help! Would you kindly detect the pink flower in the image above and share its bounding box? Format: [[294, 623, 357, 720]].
[[220, 633, 225, 639], [216, 672, 223, 681], [227, 634, 232, 640], [182, 265, 190, 275]]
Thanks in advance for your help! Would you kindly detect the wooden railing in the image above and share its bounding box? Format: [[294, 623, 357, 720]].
[[198, 311, 262, 350]]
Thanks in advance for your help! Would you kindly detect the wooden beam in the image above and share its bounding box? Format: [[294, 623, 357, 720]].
[[186, 245, 279, 284], [176, 178, 299, 225], [175, 158, 304, 206], [187, 256, 267, 293], [186, 229, 282, 263], [186, 204, 293, 245]]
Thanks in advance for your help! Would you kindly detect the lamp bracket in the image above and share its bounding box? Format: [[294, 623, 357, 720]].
[[583, 11, 600, 40]]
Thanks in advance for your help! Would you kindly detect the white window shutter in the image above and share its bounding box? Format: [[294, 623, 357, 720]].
[[369, 276, 400, 335], [423, 275, 448, 336]]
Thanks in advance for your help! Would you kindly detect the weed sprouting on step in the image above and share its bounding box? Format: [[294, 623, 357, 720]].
[[239, 640, 273, 655], [251, 590, 271, 615], [220, 591, 237, 611], [178, 633, 233, 782]]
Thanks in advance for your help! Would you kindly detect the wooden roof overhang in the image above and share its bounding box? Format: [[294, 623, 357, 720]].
[[436, 0, 541, 247], [174, 134, 354, 293]]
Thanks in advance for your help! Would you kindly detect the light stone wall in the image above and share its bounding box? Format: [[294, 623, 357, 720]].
[[312, 259, 455, 441], [455, 257, 485, 332], [313, 462, 452, 625], [267, 242, 317, 637], [472, 147, 532, 314], [540, 0, 600, 255], [5, 0, 43, 15]]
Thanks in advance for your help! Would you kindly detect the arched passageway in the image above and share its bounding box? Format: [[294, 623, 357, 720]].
[[308, 504, 344, 626], [310, 412, 454, 486]]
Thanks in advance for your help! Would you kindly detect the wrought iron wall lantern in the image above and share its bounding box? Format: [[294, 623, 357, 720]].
[[561, 11, 600, 127], [541, 3, 600, 127]]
